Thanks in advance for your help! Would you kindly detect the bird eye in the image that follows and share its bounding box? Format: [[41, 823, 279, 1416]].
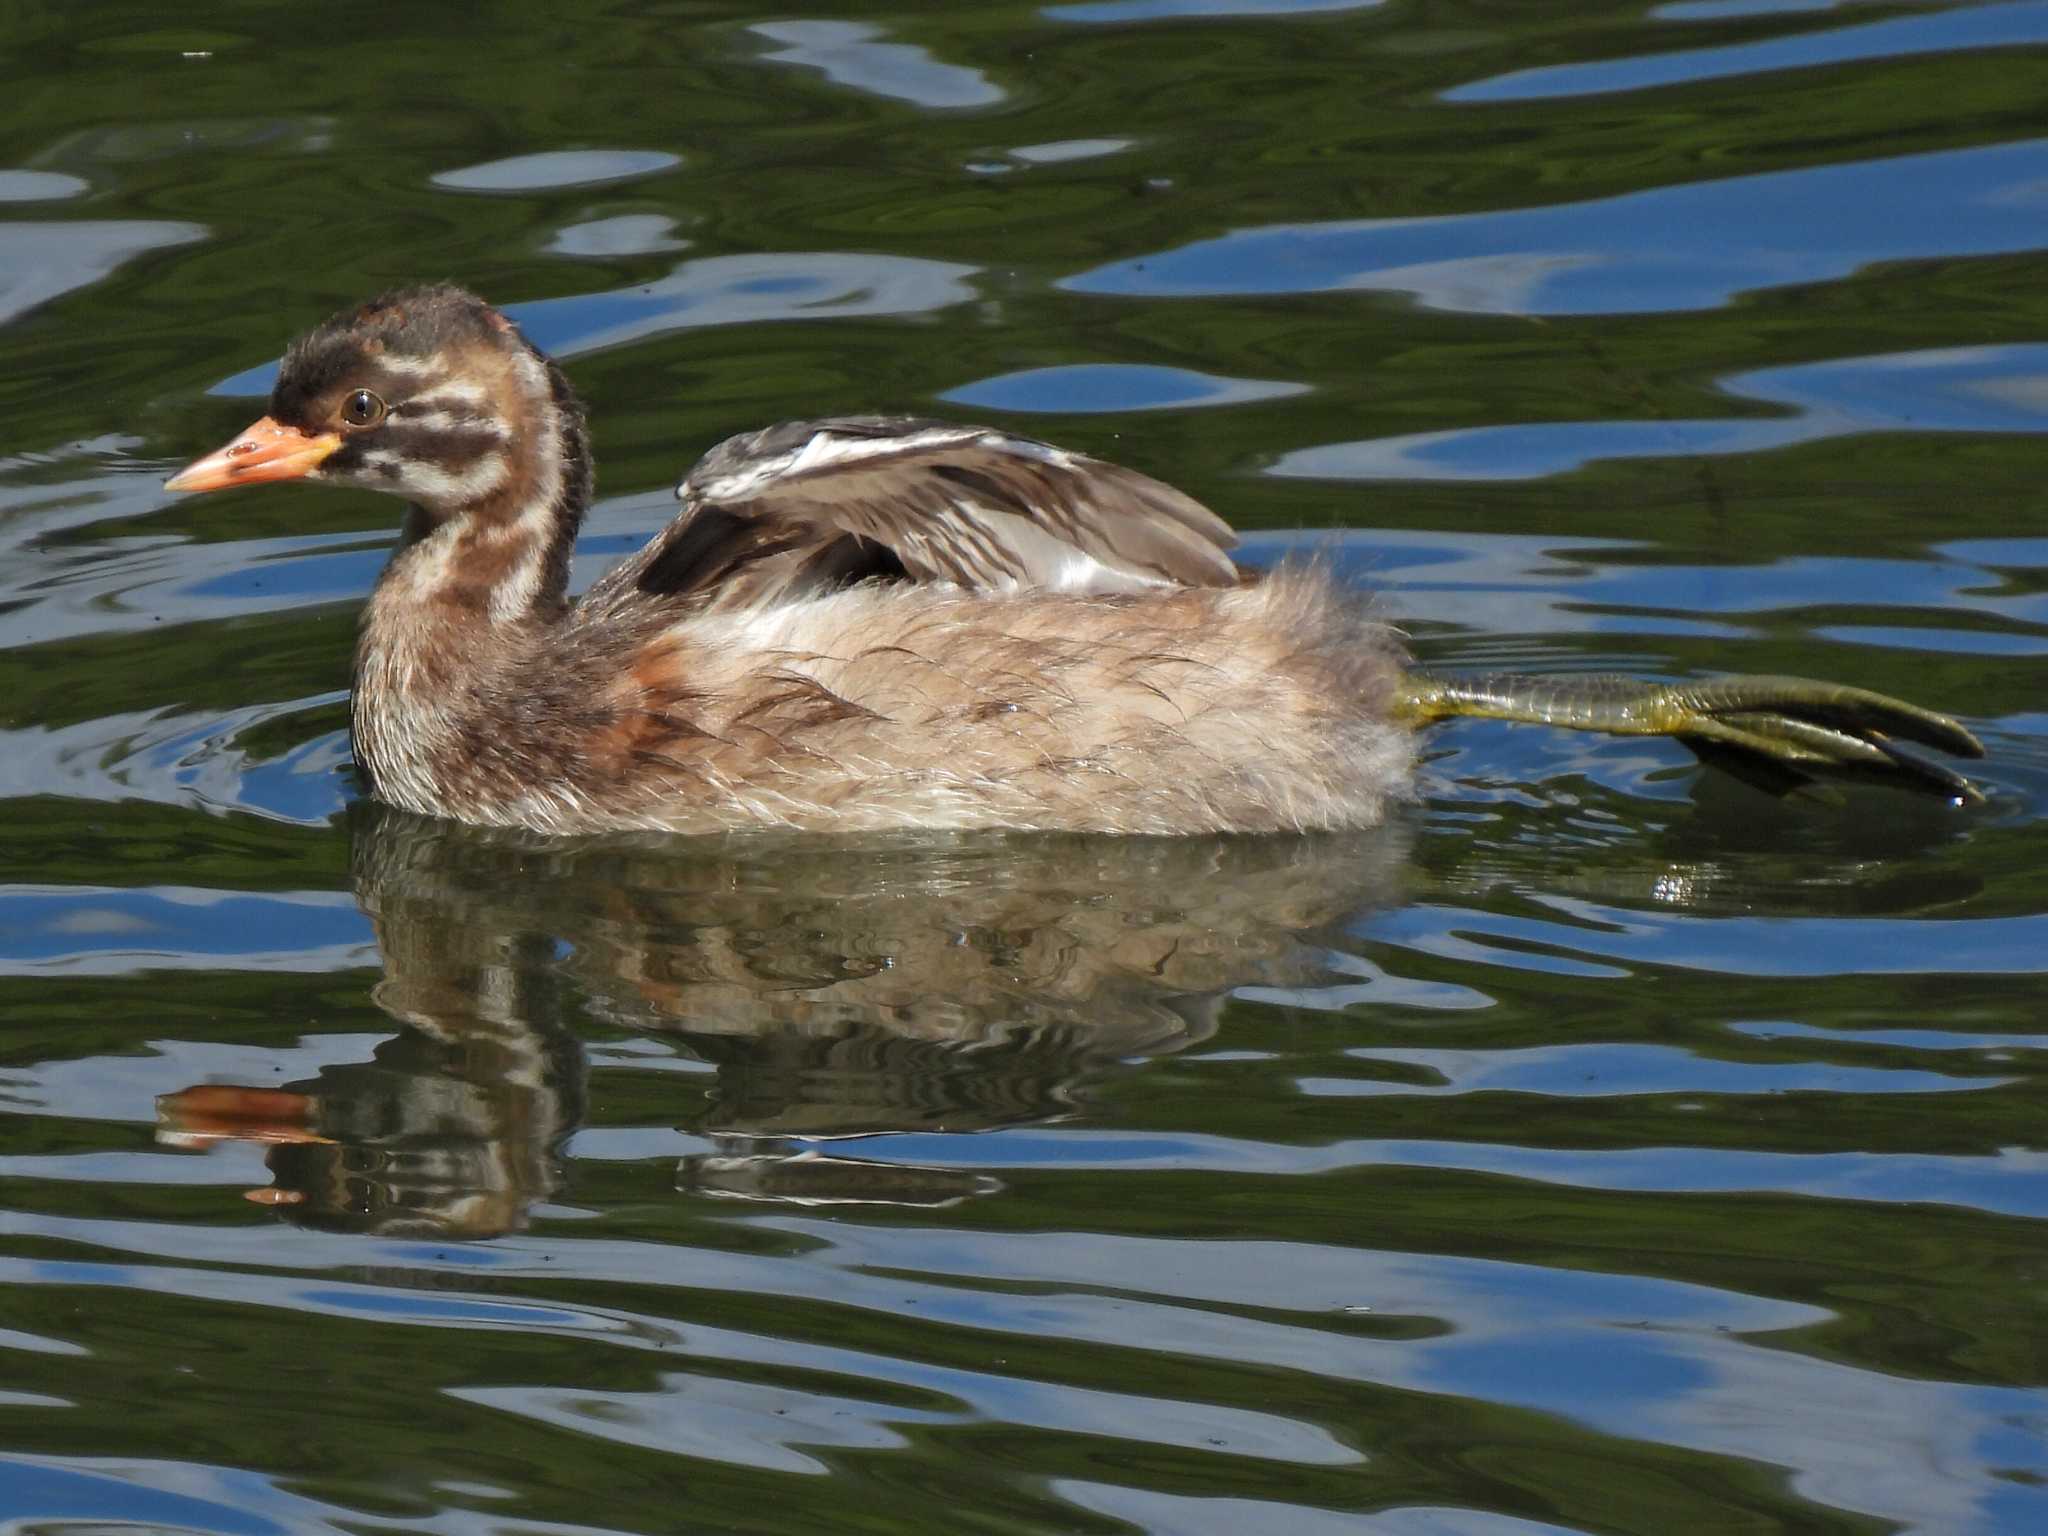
[[341, 389, 387, 429]]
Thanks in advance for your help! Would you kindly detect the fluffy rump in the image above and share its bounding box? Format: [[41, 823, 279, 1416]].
[[559, 562, 1417, 835]]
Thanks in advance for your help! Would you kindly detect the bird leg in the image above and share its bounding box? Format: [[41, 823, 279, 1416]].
[[1391, 670, 1987, 803]]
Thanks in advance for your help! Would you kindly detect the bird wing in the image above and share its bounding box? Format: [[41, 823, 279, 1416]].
[[581, 416, 1239, 614]]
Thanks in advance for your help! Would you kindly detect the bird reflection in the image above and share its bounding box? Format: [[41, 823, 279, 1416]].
[[158, 802, 1409, 1238]]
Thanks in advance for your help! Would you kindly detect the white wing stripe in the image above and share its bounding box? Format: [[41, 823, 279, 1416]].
[[686, 425, 989, 502]]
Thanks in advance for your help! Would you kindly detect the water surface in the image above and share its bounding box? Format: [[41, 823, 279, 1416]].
[[2, 2, 2045, 1533]]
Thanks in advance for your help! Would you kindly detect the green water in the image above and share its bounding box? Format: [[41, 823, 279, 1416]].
[[2, 3, 2046, 1533]]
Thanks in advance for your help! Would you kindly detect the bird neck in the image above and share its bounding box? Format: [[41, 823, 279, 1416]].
[[352, 348, 594, 813], [371, 349, 592, 632]]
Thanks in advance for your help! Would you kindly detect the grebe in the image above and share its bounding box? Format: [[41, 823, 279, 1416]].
[[166, 285, 1982, 833]]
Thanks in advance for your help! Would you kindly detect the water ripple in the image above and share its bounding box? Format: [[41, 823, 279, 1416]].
[[0, 885, 371, 975], [209, 253, 980, 395], [845, 1132, 2048, 1217], [750, 21, 1003, 109], [1065, 138, 2048, 315], [430, 149, 680, 193], [1448, 1, 2048, 102], [943, 363, 1308, 413], [0, 220, 205, 326], [1048, 0, 1382, 20], [1269, 344, 2048, 482], [1309, 1041, 2008, 1097], [5, 6, 2045, 1535], [1357, 898, 2048, 978]]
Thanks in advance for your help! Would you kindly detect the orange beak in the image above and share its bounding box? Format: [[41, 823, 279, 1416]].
[[165, 415, 342, 493]]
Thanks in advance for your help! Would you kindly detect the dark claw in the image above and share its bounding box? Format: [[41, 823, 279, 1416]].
[[1681, 677, 1986, 760]]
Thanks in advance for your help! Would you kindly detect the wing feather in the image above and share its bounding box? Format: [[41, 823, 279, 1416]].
[[581, 416, 1239, 615]]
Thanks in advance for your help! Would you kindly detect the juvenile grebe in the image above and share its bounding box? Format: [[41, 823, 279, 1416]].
[[166, 285, 1983, 833]]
